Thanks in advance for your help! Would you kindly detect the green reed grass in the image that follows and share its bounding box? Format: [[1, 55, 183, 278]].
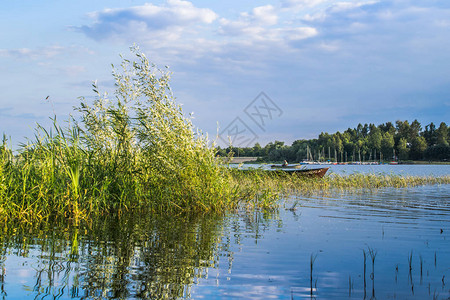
[[0, 47, 240, 223], [232, 169, 450, 199], [1, 46, 449, 224]]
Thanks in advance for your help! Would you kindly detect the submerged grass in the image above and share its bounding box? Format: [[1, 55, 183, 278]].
[[1, 47, 449, 224]]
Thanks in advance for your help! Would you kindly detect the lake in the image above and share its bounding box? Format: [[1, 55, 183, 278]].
[[0, 166, 449, 299]]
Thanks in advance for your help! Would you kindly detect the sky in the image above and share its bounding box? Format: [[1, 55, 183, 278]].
[[1, 0, 449, 148]]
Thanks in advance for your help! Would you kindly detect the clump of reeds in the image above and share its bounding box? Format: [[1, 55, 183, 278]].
[[0, 47, 242, 223], [73, 47, 237, 214]]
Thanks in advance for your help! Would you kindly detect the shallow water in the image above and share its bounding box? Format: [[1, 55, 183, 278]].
[[1, 184, 449, 299]]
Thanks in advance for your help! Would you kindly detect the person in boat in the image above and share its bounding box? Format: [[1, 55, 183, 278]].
[[282, 160, 288, 167]]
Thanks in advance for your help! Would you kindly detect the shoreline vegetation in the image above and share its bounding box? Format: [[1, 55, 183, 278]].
[[222, 156, 450, 165], [216, 122, 449, 163], [1, 47, 449, 224]]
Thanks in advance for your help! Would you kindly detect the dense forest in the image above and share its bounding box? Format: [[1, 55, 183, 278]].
[[217, 120, 450, 162]]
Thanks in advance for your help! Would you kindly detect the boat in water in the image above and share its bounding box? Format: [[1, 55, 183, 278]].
[[240, 165, 329, 178], [270, 164, 303, 169], [277, 167, 329, 178]]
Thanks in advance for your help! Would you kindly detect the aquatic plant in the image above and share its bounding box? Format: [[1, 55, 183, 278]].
[[367, 246, 377, 279], [363, 249, 367, 295], [348, 275, 354, 297], [419, 254, 423, 279], [310, 252, 318, 296], [74, 47, 235, 213], [0, 47, 241, 222], [408, 250, 413, 273]]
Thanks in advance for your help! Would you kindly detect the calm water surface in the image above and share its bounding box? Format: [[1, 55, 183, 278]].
[[1, 179, 449, 299]]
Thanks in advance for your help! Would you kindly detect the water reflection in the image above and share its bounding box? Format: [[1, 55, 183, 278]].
[[1, 185, 449, 299], [0, 210, 279, 299], [1, 214, 215, 299]]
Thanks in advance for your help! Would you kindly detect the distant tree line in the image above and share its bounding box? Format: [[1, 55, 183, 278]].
[[216, 120, 450, 162]]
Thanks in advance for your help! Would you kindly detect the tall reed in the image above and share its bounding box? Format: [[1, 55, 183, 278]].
[[0, 47, 239, 223]]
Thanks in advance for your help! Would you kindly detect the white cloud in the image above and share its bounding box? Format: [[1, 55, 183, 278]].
[[218, 17, 317, 49], [252, 5, 278, 26], [217, 4, 316, 47], [302, 11, 327, 21], [77, 1, 320, 66], [79, 0, 217, 42], [218, 5, 278, 37], [300, 1, 379, 22], [285, 27, 318, 41], [238, 4, 278, 27], [281, 0, 329, 9], [282, 0, 379, 11], [218, 18, 257, 36], [73, 0, 450, 100]]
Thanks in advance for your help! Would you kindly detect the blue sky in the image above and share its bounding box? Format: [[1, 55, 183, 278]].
[[1, 0, 449, 147]]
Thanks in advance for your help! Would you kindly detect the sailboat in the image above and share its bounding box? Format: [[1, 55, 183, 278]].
[[300, 145, 315, 164]]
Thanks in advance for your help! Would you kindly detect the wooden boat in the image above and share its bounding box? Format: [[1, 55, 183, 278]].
[[276, 167, 329, 178], [270, 164, 303, 169], [238, 167, 329, 178]]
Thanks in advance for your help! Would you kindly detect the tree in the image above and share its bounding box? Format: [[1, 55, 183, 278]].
[[436, 122, 449, 146], [410, 136, 427, 160], [381, 132, 395, 160], [397, 138, 409, 160], [425, 144, 450, 160], [291, 140, 307, 161], [379, 122, 395, 135], [252, 143, 262, 156], [409, 119, 422, 140], [359, 138, 369, 161], [342, 131, 354, 158], [356, 123, 364, 138], [222, 119, 448, 162], [334, 134, 343, 161], [215, 146, 227, 156], [396, 120, 410, 141], [422, 122, 437, 146], [368, 127, 382, 152], [265, 141, 286, 161]]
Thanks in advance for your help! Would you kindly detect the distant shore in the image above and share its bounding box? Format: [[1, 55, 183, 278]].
[[221, 157, 450, 165], [398, 160, 450, 165]]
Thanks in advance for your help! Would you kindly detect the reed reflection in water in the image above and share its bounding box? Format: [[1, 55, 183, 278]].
[[0, 184, 449, 299], [0, 212, 254, 299]]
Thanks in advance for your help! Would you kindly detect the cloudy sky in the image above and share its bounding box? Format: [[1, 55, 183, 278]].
[[1, 0, 449, 147]]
